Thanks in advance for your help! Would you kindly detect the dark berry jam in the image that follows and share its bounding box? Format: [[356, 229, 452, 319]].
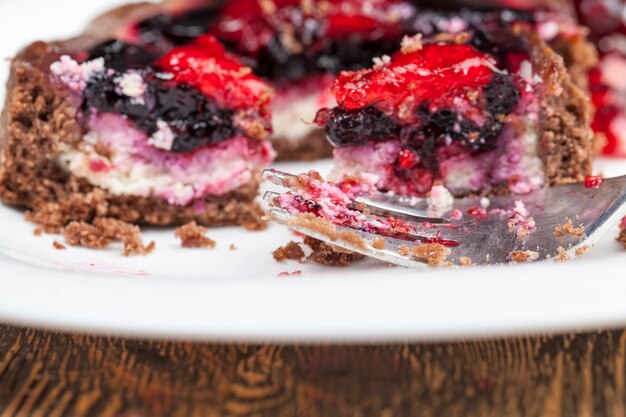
[[87, 40, 158, 71], [134, 5, 223, 52], [82, 68, 237, 153], [250, 37, 403, 84], [322, 106, 400, 147], [82, 38, 274, 153]]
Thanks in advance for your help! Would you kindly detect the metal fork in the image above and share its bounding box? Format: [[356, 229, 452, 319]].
[[263, 169, 626, 268]]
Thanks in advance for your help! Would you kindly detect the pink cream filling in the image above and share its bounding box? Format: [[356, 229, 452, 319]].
[[59, 113, 275, 206]]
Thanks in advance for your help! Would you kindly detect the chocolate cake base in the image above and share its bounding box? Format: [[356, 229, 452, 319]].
[[272, 130, 333, 162], [520, 27, 594, 186], [0, 41, 267, 232]]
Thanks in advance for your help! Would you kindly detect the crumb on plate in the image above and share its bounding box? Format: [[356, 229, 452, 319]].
[[63, 218, 154, 256], [273, 236, 364, 267], [53, 241, 66, 250], [174, 221, 216, 249]]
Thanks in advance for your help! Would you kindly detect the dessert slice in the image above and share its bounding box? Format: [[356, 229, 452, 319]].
[[0, 34, 275, 231], [315, 24, 594, 197], [130, 0, 414, 160]]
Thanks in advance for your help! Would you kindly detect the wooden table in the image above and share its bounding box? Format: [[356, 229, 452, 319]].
[[0, 324, 625, 417]]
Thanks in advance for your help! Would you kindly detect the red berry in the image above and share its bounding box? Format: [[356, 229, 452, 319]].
[[156, 35, 273, 115], [397, 148, 417, 170], [332, 44, 501, 117], [584, 175, 603, 188]]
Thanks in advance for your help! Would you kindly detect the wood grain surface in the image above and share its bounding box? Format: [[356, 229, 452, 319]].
[[1, 325, 625, 417]]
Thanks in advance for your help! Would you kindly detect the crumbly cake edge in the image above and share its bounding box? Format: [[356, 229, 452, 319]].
[[519, 26, 595, 186]]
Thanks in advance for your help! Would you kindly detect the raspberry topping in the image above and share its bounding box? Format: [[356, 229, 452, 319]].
[[331, 43, 500, 115], [156, 35, 273, 115]]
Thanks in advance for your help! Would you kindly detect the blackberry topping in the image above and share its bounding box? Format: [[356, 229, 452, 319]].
[[325, 106, 400, 147], [88, 40, 158, 72], [136, 5, 223, 49], [485, 73, 520, 116], [82, 70, 238, 153]]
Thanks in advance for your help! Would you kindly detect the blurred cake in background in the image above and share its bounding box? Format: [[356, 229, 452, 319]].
[[573, 0, 626, 156]]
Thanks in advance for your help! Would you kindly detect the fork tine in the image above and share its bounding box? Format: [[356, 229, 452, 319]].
[[263, 191, 282, 207], [263, 169, 297, 187]]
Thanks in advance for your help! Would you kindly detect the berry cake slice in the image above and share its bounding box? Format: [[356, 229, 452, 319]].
[[0, 33, 275, 231], [316, 24, 594, 197]]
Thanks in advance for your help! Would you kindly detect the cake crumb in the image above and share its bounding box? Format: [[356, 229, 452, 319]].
[[229, 244, 238, 251], [372, 238, 386, 250], [63, 218, 154, 256], [411, 244, 452, 267], [575, 245, 591, 257], [459, 257, 473, 267], [555, 246, 570, 262], [273, 241, 306, 262], [434, 31, 471, 45], [33, 227, 43, 237], [304, 237, 364, 266], [554, 219, 585, 238], [400, 34, 423, 54], [53, 241, 66, 250], [510, 250, 540, 263], [398, 245, 411, 257], [273, 236, 364, 267], [174, 221, 216, 249]]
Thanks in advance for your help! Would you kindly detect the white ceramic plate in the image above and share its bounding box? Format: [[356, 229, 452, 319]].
[[1, 0, 625, 342]]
